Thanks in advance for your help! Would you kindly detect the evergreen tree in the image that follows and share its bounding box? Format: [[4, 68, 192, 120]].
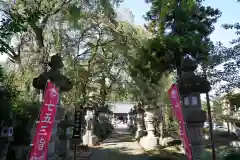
[[144, 0, 221, 74]]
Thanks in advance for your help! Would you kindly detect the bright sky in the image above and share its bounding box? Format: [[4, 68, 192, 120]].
[[0, 0, 239, 62]]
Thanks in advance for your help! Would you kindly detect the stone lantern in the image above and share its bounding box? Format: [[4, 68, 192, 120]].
[[32, 54, 73, 158], [58, 115, 74, 158], [128, 109, 133, 127], [110, 111, 113, 119], [98, 105, 109, 120], [96, 105, 109, 121], [132, 105, 137, 127], [135, 106, 145, 138], [82, 106, 98, 146], [97, 110, 105, 120], [105, 110, 113, 121], [0, 122, 14, 160], [127, 112, 131, 125], [139, 104, 159, 150], [177, 54, 210, 159]]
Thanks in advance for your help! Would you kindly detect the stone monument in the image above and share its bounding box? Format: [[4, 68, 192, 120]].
[[32, 54, 73, 159], [177, 54, 210, 159], [72, 104, 84, 144]]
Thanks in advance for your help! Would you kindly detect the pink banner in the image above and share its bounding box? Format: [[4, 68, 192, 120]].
[[29, 81, 59, 160], [168, 84, 192, 160]]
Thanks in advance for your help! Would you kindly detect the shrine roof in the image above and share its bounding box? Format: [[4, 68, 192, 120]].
[[108, 102, 136, 114]]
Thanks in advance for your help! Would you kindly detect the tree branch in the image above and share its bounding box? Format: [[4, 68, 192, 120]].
[[41, 0, 72, 28]]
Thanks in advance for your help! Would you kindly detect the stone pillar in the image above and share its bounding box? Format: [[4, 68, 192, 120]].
[[181, 93, 206, 159], [82, 108, 98, 146], [144, 109, 155, 137], [61, 127, 72, 158], [58, 119, 73, 159], [139, 107, 159, 150]]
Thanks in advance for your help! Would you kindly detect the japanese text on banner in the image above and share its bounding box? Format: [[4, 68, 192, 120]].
[[29, 81, 59, 160], [168, 84, 192, 160]]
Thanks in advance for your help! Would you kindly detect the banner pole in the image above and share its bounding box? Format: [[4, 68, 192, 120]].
[[206, 91, 216, 160]]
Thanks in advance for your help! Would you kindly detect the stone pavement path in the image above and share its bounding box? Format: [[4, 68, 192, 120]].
[[89, 125, 151, 160]]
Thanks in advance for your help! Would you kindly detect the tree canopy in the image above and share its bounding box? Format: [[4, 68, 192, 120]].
[[144, 0, 221, 74]]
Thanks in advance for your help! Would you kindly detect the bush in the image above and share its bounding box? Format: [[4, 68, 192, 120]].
[[0, 65, 17, 124], [224, 152, 240, 160], [94, 119, 114, 141], [202, 146, 240, 160], [12, 101, 40, 145], [203, 127, 209, 134]]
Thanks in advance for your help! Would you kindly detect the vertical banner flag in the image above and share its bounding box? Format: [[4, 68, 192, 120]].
[[29, 81, 59, 160], [168, 84, 192, 160]]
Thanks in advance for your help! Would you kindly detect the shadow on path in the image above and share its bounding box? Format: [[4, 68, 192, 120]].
[[89, 126, 151, 160], [89, 126, 186, 160], [89, 147, 151, 160]]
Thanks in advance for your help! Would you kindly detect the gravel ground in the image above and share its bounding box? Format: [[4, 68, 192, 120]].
[[89, 125, 151, 160]]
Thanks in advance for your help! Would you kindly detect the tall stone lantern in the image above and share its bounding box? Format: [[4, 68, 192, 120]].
[[177, 54, 210, 159], [132, 105, 137, 128], [32, 54, 73, 159], [135, 106, 145, 138], [139, 104, 159, 150], [128, 109, 133, 127], [82, 106, 98, 146]]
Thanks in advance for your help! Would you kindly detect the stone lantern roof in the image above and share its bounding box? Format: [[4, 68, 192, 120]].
[[177, 54, 211, 94]]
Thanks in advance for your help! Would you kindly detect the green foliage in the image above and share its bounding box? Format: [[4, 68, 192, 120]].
[[13, 101, 40, 120], [202, 147, 240, 160], [94, 119, 114, 141], [144, 0, 221, 73], [0, 65, 17, 123], [224, 152, 240, 160], [212, 0, 240, 93], [0, 66, 40, 145]]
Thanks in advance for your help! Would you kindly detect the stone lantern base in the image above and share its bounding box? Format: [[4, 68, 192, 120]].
[[139, 135, 159, 150], [139, 108, 159, 150], [82, 130, 98, 146]]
